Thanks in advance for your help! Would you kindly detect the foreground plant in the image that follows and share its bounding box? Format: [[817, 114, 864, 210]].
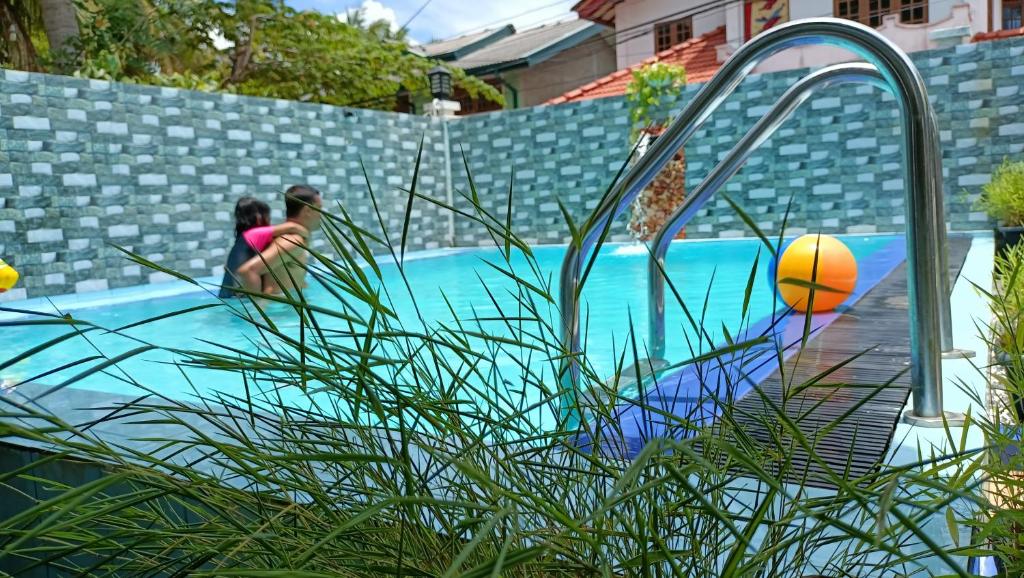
[[970, 242, 1024, 574], [0, 151, 992, 576]]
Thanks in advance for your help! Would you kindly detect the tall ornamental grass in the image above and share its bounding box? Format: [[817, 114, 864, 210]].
[[0, 149, 996, 576]]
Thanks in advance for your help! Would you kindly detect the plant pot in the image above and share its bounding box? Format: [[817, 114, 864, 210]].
[[994, 225, 1024, 264], [627, 126, 686, 242]]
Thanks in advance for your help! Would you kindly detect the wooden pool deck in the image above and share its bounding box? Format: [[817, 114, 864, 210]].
[[718, 236, 972, 489]]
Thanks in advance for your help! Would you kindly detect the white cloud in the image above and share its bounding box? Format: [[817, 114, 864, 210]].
[[347, 0, 399, 32]]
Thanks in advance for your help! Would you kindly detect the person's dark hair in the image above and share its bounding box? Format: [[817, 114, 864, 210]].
[[233, 196, 271, 236], [285, 185, 321, 218]]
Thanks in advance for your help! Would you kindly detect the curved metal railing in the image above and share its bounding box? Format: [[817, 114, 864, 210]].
[[557, 17, 957, 426], [646, 63, 888, 362]]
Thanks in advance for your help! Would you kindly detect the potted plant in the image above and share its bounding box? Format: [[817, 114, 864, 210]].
[[624, 62, 687, 241], [990, 243, 1024, 422], [978, 158, 1024, 261], [977, 243, 1024, 574]]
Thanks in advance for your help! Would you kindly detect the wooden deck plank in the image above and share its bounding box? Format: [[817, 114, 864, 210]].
[[712, 236, 972, 489]]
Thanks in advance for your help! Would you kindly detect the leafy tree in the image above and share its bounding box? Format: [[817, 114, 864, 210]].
[[68, 0, 220, 81], [0, 0, 43, 70], [214, 0, 499, 108], [0, 0, 503, 111], [39, 0, 78, 61]]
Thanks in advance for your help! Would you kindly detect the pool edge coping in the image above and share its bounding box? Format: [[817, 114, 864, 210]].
[[582, 234, 913, 452]]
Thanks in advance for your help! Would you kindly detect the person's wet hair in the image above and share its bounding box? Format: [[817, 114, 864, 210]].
[[285, 185, 321, 218], [233, 196, 271, 237]]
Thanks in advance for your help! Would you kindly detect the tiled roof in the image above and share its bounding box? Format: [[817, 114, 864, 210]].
[[547, 26, 726, 105], [572, 0, 623, 26], [973, 27, 1024, 42], [451, 19, 604, 75], [416, 26, 515, 60]]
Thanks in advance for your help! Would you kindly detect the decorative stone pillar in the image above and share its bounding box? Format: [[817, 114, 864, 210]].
[[628, 127, 686, 241]]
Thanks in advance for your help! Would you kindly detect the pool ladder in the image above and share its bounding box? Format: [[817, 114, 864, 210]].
[[558, 17, 971, 428]]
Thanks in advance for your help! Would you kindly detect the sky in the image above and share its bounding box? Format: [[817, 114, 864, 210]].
[[286, 0, 578, 44]]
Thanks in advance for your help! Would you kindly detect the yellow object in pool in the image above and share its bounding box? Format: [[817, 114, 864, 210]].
[[0, 258, 19, 293], [776, 234, 857, 313]]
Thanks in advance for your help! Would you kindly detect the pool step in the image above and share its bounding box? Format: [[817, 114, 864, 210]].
[[584, 357, 670, 410]]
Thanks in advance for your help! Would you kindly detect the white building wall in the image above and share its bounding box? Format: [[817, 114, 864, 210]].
[[930, 0, 990, 29], [613, 0, 728, 68], [610, 0, 992, 75], [514, 32, 618, 106], [728, 0, 989, 74]]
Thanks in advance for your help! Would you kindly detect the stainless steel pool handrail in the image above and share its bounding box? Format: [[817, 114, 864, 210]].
[[647, 63, 889, 362], [557, 17, 958, 426]]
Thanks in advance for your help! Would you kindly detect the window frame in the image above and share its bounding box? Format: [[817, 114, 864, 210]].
[[654, 16, 693, 53], [833, 0, 928, 27], [1005, 0, 1024, 30]]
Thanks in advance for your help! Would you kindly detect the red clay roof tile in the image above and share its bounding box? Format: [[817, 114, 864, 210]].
[[973, 27, 1024, 42], [547, 26, 726, 105]]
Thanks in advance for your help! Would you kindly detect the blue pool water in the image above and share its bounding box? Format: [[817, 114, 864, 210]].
[[0, 236, 898, 425]]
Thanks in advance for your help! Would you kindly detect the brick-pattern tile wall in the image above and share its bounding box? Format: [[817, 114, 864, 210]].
[[3, 37, 1024, 300], [448, 98, 637, 244], [451, 37, 1024, 244], [0, 72, 446, 300]]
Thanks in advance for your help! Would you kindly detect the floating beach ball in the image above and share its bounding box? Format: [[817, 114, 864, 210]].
[[775, 234, 857, 313], [0, 258, 17, 293], [765, 239, 792, 302]]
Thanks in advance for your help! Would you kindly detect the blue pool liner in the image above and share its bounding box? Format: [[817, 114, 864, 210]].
[[579, 236, 907, 458]]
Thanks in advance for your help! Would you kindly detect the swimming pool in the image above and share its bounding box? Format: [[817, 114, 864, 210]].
[[0, 236, 899, 429]]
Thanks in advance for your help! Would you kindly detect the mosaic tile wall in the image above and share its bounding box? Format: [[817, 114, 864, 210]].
[[3, 36, 1023, 299], [0, 74, 448, 300], [451, 36, 1024, 245], [448, 99, 635, 244]]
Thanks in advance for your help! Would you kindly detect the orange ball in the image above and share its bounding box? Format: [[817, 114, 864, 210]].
[[776, 234, 857, 312]]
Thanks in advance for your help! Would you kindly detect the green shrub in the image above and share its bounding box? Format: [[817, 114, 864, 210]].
[[973, 239, 1024, 575], [992, 242, 1024, 353], [625, 62, 687, 140], [979, 159, 1024, 226]]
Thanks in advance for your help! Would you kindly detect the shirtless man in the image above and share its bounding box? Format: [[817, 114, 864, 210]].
[[236, 185, 322, 297]]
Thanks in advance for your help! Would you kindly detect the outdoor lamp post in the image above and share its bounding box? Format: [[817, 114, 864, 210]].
[[425, 66, 460, 118], [428, 66, 453, 100], [424, 66, 460, 247]]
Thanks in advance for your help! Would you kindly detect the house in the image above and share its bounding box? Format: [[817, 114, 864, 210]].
[[573, 0, 733, 69], [547, 26, 725, 104], [566, 1, 1023, 82], [418, 25, 516, 62], [418, 19, 617, 114]]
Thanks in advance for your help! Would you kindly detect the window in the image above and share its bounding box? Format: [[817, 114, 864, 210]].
[[1006, 0, 1024, 29], [654, 16, 692, 52], [834, 0, 927, 27]]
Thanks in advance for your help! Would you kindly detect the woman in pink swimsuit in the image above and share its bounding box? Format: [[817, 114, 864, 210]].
[[219, 196, 307, 297]]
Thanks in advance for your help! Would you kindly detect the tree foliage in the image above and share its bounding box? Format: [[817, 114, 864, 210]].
[[1, 0, 502, 110], [978, 158, 1024, 226], [0, 0, 45, 70], [625, 62, 687, 139]]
